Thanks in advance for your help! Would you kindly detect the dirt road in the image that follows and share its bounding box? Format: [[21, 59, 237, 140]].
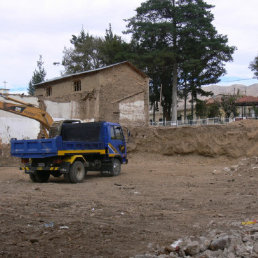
[[1, 153, 257, 257]]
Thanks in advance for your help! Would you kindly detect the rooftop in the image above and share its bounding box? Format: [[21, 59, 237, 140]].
[[35, 61, 148, 87]]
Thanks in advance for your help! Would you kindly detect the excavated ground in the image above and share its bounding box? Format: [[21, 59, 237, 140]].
[[0, 120, 257, 257]]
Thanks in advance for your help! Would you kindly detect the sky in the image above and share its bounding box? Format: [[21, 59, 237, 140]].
[[0, 0, 258, 94]]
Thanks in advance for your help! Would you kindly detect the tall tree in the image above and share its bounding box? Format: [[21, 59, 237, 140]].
[[62, 25, 131, 74], [99, 24, 131, 65], [62, 29, 103, 74], [28, 55, 46, 95], [125, 0, 235, 121], [221, 95, 239, 118], [249, 55, 258, 78]]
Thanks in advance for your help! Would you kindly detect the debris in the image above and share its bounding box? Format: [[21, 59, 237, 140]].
[[44, 222, 54, 228], [241, 220, 257, 225], [29, 238, 39, 243], [170, 239, 182, 252], [209, 235, 230, 251], [224, 167, 230, 172], [59, 226, 69, 229]]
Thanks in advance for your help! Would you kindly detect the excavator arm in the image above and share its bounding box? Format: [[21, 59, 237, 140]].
[[0, 94, 53, 138]]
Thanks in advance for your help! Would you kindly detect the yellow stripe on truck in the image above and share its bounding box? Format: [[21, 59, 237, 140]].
[[108, 144, 118, 154], [63, 155, 86, 164], [58, 149, 106, 156]]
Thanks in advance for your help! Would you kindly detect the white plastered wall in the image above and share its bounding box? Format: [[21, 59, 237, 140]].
[[44, 100, 80, 120]]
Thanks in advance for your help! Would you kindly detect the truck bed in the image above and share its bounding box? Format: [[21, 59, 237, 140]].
[[11, 136, 106, 158]]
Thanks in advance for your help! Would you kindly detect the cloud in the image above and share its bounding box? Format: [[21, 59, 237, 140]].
[[206, 0, 258, 81], [0, 0, 258, 92], [0, 0, 144, 91]]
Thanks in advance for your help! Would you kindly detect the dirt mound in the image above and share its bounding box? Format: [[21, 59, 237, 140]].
[[127, 120, 258, 158]]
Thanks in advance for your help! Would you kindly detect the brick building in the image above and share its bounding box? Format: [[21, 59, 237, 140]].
[[35, 61, 149, 125]]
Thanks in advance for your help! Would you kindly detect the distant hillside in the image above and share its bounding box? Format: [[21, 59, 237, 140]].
[[202, 83, 258, 97], [177, 83, 258, 110]]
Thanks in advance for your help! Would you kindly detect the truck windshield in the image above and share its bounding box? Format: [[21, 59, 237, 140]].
[[111, 126, 124, 140]]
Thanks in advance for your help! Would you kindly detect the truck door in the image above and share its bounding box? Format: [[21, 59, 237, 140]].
[[109, 125, 127, 163]]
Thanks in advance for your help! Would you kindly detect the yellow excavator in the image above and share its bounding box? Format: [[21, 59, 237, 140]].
[[0, 94, 54, 138]]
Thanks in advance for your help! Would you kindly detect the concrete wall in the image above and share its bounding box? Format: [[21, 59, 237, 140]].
[[119, 93, 145, 124], [44, 100, 80, 120]]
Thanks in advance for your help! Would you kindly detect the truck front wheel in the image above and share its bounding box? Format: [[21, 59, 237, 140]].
[[68, 161, 85, 183], [110, 158, 121, 176]]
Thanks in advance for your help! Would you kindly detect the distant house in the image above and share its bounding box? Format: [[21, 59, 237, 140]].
[[235, 96, 258, 118], [35, 61, 149, 125]]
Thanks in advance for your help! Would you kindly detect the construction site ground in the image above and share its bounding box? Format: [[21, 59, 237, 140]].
[[0, 120, 258, 257]]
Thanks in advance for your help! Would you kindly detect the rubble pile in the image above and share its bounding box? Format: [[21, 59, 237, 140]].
[[133, 157, 258, 258], [135, 225, 258, 258]]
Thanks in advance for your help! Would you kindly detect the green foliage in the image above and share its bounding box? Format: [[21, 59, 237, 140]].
[[62, 25, 130, 74], [28, 55, 46, 95], [125, 0, 236, 120], [195, 100, 208, 118], [207, 102, 221, 118], [253, 105, 258, 117], [99, 24, 131, 65], [62, 29, 103, 74], [249, 55, 258, 79], [221, 95, 239, 118]]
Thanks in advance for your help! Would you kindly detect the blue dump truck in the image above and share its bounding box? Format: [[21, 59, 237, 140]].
[[11, 121, 128, 183]]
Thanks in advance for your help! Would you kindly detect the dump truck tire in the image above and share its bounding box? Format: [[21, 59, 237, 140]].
[[30, 171, 50, 183], [69, 161, 85, 183], [29, 173, 38, 182], [110, 158, 121, 176]]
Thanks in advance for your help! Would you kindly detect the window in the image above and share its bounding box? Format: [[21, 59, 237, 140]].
[[73, 80, 81, 92], [46, 87, 52, 96], [110, 126, 124, 140]]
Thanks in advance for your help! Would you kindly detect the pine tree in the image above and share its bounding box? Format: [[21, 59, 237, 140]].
[[28, 55, 46, 95], [99, 24, 130, 65], [62, 25, 131, 74], [125, 0, 236, 121], [62, 29, 103, 74]]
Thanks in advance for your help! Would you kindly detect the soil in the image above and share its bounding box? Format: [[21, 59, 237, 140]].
[[0, 120, 258, 257]]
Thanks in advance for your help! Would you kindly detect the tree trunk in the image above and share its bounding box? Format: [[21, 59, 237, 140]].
[[171, 63, 178, 124], [191, 90, 194, 119], [152, 102, 156, 123], [184, 93, 187, 121]]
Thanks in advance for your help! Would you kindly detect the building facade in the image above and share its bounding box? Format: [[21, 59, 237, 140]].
[[35, 62, 149, 125]]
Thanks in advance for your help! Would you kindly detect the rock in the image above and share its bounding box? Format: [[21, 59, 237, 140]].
[[209, 235, 230, 251], [184, 240, 200, 256], [253, 242, 258, 253], [134, 254, 158, 258], [29, 238, 39, 243], [226, 252, 236, 258], [199, 237, 210, 252], [198, 249, 223, 258]]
